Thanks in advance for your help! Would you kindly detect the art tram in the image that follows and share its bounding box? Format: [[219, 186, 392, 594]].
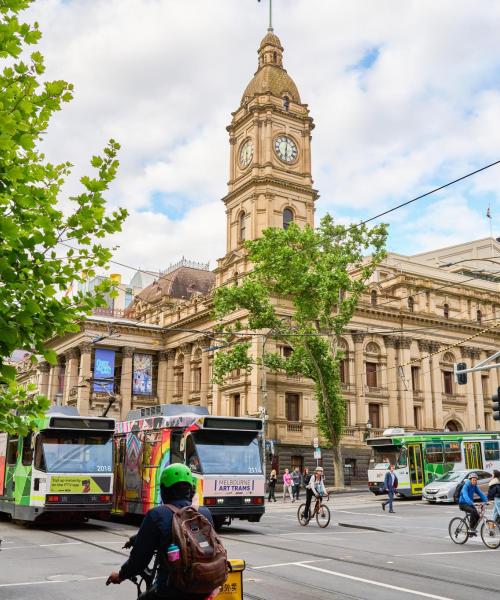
[[113, 405, 265, 529], [0, 406, 114, 522]]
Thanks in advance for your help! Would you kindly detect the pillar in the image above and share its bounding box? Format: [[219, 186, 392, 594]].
[[428, 342, 443, 429], [353, 332, 366, 426], [418, 340, 434, 429], [199, 338, 211, 409], [157, 351, 168, 404], [63, 348, 79, 405], [48, 362, 61, 403], [396, 338, 414, 428], [120, 346, 134, 420], [461, 347, 476, 429], [165, 350, 175, 403], [38, 362, 50, 397], [471, 349, 485, 430], [77, 344, 92, 415], [384, 335, 399, 426], [182, 343, 192, 404]]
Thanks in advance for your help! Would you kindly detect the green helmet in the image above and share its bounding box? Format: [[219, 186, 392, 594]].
[[160, 463, 194, 489]]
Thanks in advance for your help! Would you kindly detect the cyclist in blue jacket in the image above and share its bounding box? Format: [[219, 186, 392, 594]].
[[458, 472, 488, 534]]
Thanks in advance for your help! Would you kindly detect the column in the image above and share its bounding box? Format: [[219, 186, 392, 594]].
[[429, 343, 443, 429], [48, 362, 61, 403], [418, 341, 434, 429], [182, 343, 192, 404], [156, 352, 168, 404], [63, 348, 79, 405], [199, 338, 211, 409], [461, 347, 476, 429], [396, 338, 414, 428], [471, 349, 485, 430], [38, 362, 50, 397], [77, 344, 92, 415], [120, 346, 134, 420], [166, 350, 176, 403], [353, 332, 366, 426], [383, 335, 399, 426]]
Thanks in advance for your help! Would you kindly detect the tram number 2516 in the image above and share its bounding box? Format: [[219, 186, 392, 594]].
[[97, 465, 112, 472]]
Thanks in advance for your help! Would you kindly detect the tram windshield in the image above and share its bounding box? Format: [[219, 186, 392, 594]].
[[35, 432, 113, 473], [191, 431, 263, 475], [369, 445, 407, 469]]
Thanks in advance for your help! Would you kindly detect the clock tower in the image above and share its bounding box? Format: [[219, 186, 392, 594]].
[[216, 28, 317, 282]]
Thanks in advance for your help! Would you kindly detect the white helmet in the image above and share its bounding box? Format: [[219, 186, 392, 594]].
[[468, 472, 478, 480], [315, 466, 324, 473]]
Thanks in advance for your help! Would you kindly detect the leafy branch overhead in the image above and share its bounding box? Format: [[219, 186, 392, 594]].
[[0, 0, 127, 434]]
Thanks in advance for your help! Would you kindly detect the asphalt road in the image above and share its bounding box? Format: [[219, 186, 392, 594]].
[[1, 492, 500, 600]]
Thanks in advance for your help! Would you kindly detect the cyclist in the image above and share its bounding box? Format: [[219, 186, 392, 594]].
[[106, 463, 213, 599], [458, 472, 488, 536], [303, 466, 326, 520]]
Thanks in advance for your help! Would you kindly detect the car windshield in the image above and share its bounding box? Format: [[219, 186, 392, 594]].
[[37, 432, 113, 473], [192, 431, 263, 475], [434, 471, 466, 482]]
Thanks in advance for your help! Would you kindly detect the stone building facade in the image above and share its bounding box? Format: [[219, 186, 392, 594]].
[[15, 28, 500, 480]]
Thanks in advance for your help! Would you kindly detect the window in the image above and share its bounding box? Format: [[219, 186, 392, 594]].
[[425, 443, 444, 464], [477, 309, 482, 324], [35, 433, 113, 473], [282, 346, 293, 358], [125, 288, 134, 307], [193, 367, 201, 393], [366, 362, 378, 387], [443, 371, 453, 395], [368, 403, 380, 429], [186, 435, 202, 474], [411, 366, 420, 392], [339, 359, 347, 384], [7, 437, 18, 465], [21, 434, 33, 466], [290, 455, 303, 471], [233, 393, 241, 417], [285, 393, 300, 422], [484, 441, 500, 461], [444, 441, 461, 462], [238, 211, 246, 243], [408, 296, 415, 312], [283, 208, 294, 230], [371, 290, 377, 306], [443, 303, 449, 319]]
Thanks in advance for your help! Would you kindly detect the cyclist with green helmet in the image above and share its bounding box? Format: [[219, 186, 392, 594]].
[[106, 463, 213, 598]]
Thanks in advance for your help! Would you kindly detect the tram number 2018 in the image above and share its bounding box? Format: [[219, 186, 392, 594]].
[[97, 465, 112, 472]]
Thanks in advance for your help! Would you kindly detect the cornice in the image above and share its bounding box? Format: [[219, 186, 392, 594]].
[[223, 176, 319, 205]]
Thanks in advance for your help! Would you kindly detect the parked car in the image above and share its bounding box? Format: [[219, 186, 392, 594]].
[[423, 469, 492, 504]]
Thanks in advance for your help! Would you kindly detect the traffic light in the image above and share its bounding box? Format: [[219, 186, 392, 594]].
[[493, 387, 500, 421], [454, 362, 468, 385]]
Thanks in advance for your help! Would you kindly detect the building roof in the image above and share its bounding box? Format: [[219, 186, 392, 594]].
[[137, 265, 215, 304]]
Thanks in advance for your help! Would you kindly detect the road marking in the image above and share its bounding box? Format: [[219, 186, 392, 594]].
[[396, 549, 496, 556], [296, 563, 456, 600], [40, 542, 82, 547], [254, 559, 331, 569], [335, 509, 403, 519], [0, 576, 107, 588], [1, 542, 81, 550]]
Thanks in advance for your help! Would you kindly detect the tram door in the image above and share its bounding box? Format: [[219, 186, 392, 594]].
[[464, 442, 483, 470], [408, 444, 424, 495]]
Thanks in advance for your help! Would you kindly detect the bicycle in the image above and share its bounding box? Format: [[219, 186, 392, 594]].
[[297, 493, 331, 528], [448, 503, 500, 549]]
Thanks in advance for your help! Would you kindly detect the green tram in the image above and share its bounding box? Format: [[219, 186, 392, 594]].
[[367, 428, 500, 497], [0, 406, 114, 522]]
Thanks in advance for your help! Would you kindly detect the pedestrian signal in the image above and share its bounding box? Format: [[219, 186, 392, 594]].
[[454, 362, 468, 385]]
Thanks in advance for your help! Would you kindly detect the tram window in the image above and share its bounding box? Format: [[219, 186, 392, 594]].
[[397, 447, 407, 467], [443, 441, 461, 463], [484, 441, 500, 461], [22, 434, 33, 466], [192, 431, 263, 475], [7, 437, 18, 465], [170, 430, 184, 465], [425, 443, 443, 464], [186, 436, 201, 474], [34, 436, 46, 471]]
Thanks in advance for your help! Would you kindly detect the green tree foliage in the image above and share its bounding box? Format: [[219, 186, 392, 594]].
[[213, 215, 387, 486], [0, 0, 127, 434]]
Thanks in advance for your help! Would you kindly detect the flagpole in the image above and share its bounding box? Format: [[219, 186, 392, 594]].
[[487, 203, 493, 257]]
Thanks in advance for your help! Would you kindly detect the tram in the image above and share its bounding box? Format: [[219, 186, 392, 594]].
[[113, 405, 265, 529], [367, 428, 500, 497], [0, 406, 114, 522]]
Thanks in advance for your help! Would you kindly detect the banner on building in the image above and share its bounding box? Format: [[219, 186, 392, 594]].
[[93, 349, 115, 393], [133, 353, 153, 395]]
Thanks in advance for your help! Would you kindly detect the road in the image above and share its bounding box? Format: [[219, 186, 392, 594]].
[[1, 493, 499, 600]]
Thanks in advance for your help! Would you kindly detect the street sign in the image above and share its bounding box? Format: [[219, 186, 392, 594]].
[[313, 448, 321, 459], [313, 437, 319, 448]]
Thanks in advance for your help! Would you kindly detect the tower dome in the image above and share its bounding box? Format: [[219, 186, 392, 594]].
[[242, 29, 301, 104]]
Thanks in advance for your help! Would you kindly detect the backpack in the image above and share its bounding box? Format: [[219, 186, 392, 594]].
[[453, 480, 465, 504], [164, 504, 228, 594]]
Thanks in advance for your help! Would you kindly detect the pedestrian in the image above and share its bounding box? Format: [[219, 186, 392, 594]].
[[302, 466, 311, 490], [381, 464, 398, 513], [291, 467, 302, 501], [487, 469, 500, 523], [267, 468, 277, 502], [282, 468, 293, 502]]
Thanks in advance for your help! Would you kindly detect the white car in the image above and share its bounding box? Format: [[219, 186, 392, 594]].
[[423, 469, 492, 504]]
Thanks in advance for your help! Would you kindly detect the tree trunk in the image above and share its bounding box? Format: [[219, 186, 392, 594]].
[[332, 438, 344, 489]]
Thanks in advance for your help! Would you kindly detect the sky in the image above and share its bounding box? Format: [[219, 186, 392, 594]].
[[24, 0, 500, 281]]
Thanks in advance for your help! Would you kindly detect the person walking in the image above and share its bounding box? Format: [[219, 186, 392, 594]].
[[303, 466, 311, 489], [267, 468, 277, 502], [381, 464, 398, 513], [282, 468, 293, 502], [487, 469, 500, 524], [292, 467, 302, 501]]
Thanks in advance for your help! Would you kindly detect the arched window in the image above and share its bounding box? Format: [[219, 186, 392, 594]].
[[443, 352, 456, 363], [443, 303, 449, 319], [371, 290, 377, 306], [238, 211, 246, 243], [408, 296, 415, 312], [283, 208, 294, 230], [477, 309, 482, 324]]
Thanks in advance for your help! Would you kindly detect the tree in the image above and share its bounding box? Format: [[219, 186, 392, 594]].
[[212, 215, 387, 487], [0, 0, 127, 434]]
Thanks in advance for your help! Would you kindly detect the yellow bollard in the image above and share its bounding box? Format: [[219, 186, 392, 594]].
[[215, 559, 246, 599]]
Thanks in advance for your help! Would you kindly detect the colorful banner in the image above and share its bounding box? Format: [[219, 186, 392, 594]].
[[132, 353, 153, 395], [49, 475, 110, 493], [93, 349, 115, 393]]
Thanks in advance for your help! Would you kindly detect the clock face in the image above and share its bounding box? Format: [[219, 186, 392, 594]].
[[239, 139, 254, 168], [274, 135, 298, 163]]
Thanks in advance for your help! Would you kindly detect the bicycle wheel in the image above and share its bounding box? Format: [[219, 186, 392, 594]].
[[316, 504, 331, 528], [448, 517, 468, 544], [480, 519, 500, 549], [297, 503, 309, 526]]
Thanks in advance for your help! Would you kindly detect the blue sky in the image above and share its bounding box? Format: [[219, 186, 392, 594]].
[[26, 0, 500, 277]]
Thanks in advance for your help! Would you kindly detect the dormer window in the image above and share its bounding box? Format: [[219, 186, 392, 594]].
[[283, 208, 294, 230]]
